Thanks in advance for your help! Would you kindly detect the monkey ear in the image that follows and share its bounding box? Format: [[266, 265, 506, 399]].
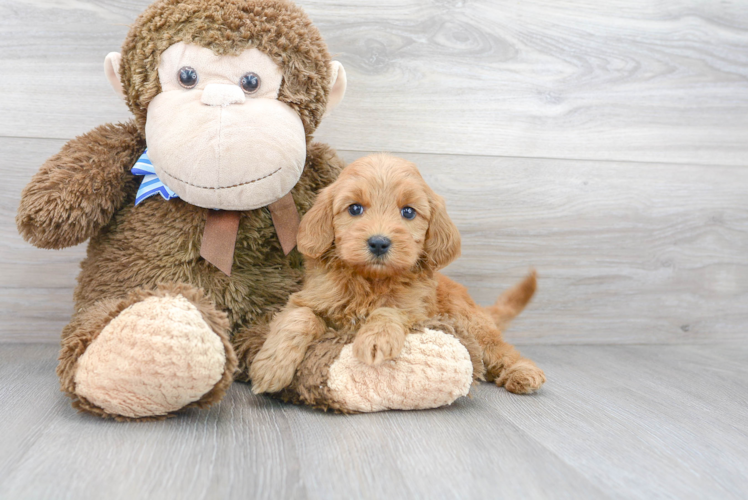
[[425, 193, 462, 270], [297, 187, 336, 259], [104, 52, 125, 99], [323, 61, 347, 118]]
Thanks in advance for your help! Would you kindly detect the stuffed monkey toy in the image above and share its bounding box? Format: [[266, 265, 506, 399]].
[[16, 0, 477, 420]]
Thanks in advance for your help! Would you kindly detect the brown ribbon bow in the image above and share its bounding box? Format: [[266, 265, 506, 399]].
[[199, 192, 300, 276]]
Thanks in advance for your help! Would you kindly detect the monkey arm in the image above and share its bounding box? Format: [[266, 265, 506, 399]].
[[17, 121, 145, 249]]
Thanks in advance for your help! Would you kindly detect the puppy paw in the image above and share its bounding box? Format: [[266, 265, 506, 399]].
[[250, 306, 324, 394], [250, 350, 297, 394], [353, 322, 406, 365], [497, 360, 546, 394]]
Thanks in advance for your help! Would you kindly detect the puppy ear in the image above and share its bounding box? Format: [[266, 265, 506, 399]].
[[425, 193, 461, 269], [297, 186, 335, 258]]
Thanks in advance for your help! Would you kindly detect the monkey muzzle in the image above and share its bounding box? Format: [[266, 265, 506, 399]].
[[144, 86, 307, 211]]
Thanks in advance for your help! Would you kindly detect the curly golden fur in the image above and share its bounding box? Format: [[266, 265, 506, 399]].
[[250, 154, 546, 395]]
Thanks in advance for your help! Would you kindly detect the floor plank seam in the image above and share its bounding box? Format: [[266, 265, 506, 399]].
[[333, 148, 748, 170], [2, 135, 745, 170]]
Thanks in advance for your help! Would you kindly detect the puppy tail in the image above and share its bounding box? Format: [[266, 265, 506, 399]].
[[485, 270, 537, 331]]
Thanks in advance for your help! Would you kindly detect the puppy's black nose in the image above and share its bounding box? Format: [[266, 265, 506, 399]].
[[367, 235, 391, 257]]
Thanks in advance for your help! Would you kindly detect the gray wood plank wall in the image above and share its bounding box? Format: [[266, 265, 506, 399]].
[[1, 0, 746, 344]]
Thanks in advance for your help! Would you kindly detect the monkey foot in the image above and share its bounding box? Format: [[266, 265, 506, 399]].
[[326, 329, 474, 412], [74, 294, 229, 418]]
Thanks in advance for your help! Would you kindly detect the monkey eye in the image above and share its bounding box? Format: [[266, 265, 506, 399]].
[[401, 207, 417, 220], [348, 204, 364, 216], [240, 72, 261, 94], [177, 66, 198, 89]]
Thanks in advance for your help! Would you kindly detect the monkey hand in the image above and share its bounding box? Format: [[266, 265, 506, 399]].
[[17, 122, 143, 249]]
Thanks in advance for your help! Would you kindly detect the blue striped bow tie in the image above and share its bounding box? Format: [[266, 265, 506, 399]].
[[131, 149, 179, 205]]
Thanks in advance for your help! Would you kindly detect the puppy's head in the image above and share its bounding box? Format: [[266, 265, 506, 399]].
[[298, 154, 461, 277]]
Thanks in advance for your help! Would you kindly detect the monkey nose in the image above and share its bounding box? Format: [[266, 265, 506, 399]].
[[201, 84, 246, 107]]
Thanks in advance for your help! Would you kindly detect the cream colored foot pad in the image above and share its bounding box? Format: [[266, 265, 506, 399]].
[[327, 329, 473, 412], [75, 295, 226, 418]]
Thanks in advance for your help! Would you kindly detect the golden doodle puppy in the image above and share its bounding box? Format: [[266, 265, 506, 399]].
[[250, 154, 546, 396]]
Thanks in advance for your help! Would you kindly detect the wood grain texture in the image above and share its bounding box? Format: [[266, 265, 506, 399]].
[[0, 137, 83, 342], [2, 139, 747, 343], [2, 2, 747, 499], [1, 343, 746, 499], [362, 151, 748, 345], [1, 0, 747, 164], [481, 343, 748, 500]]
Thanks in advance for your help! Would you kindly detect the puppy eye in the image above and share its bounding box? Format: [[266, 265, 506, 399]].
[[178, 67, 198, 89], [401, 206, 417, 220], [240, 72, 261, 94], [348, 204, 364, 216]]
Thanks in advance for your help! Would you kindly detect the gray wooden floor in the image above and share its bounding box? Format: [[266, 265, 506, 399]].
[[1, 343, 747, 500], [2, 0, 748, 499]]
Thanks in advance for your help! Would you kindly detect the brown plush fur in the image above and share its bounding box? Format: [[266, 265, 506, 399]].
[[17, 0, 505, 418], [17, 122, 144, 250], [250, 154, 545, 395], [16, 0, 350, 418], [18, 126, 344, 416], [119, 0, 333, 135], [60, 283, 237, 422]]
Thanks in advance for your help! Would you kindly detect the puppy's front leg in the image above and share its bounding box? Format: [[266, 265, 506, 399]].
[[250, 304, 326, 394], [353, 308, 409, 366]]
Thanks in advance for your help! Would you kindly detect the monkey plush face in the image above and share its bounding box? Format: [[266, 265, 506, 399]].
[[104, 0, 347, 211], [144, 42, 306, 210]]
